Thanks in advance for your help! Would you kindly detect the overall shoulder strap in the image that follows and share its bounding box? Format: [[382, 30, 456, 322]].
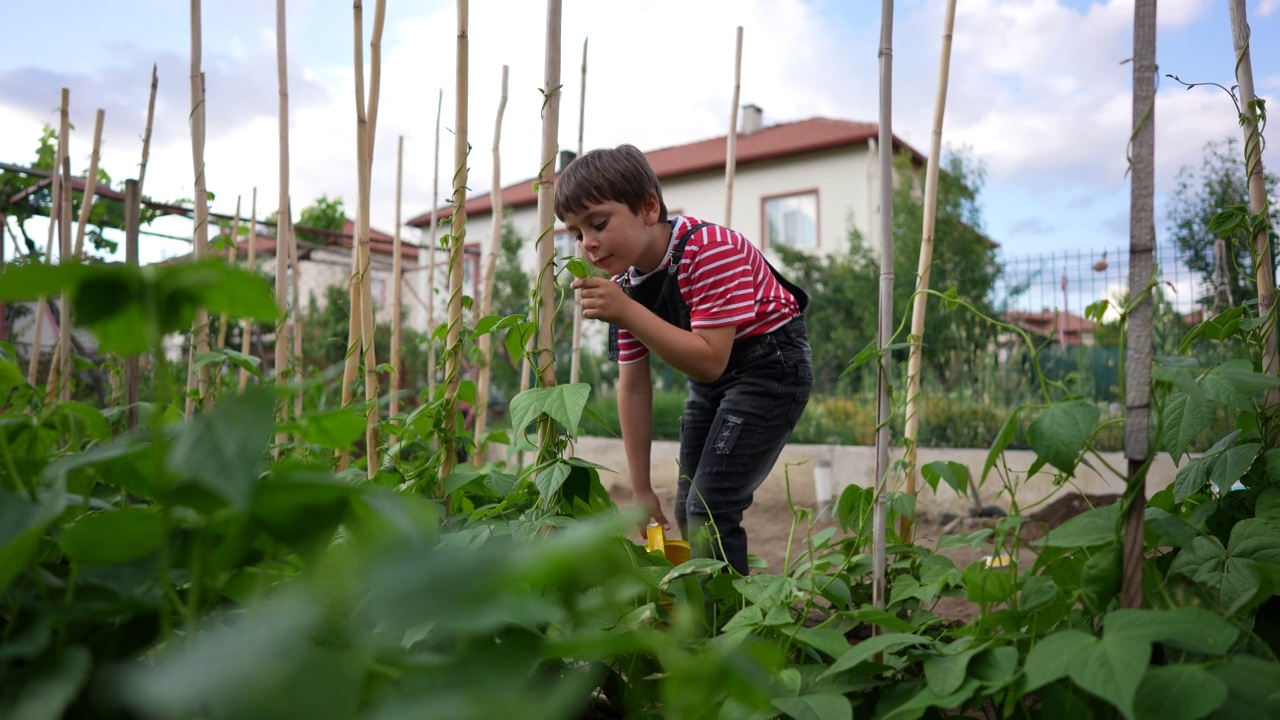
[[666, 221, 712, 275]]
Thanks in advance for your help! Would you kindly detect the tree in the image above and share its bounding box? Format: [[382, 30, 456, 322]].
[[1167, 137, 1279, 312], [297, 195, 346, 243], [779, 149, 1002, 393]]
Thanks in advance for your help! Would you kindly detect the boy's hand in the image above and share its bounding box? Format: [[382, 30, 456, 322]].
[[572, 277, 633, 325], [634, 488, 671, 540]]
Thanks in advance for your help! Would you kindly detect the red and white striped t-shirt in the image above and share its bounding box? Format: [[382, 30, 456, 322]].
[[614, 216, 800, 365]]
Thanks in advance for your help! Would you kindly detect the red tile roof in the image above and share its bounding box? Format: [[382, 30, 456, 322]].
[[1002, 310, 1095, 345], [231, 217, 420, 261], [240, 235, 422, 261], [407, 117, 916, 227]]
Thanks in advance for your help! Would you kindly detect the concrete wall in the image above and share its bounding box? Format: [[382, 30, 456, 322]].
[[569, 436, 1181, 518]]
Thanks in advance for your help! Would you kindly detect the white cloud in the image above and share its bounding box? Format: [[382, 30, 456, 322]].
[[1259, 0, 1280, 17]]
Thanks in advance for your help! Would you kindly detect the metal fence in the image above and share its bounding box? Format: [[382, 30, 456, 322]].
[[993, 242, 1208, 320]]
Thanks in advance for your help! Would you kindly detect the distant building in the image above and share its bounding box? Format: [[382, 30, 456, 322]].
[[1001, 309, 1096, 348], [216, 217, 475, 335]]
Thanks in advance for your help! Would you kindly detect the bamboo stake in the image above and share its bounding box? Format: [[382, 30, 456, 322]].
[[569, 38, 587, 384], [724, 26, 743, 226], [871, 0, 896, 617], [440, 0, 469, 482], [428, 88, 442, 400], [340, 238, 362, 467], [51, 157, 74, 403], [0, 215, 7, 346], [275, 0, 292, 449], [239, 188, 259, 392], [476, 65, 508, 462], [71, 109, 105, 259], [1229, 0, 1278, 426], [535, 0, 562, 392], [138, 64, 158, 196], [354, 0, 388, 478], [28, 89, 68, 386], [900, 0, 956, 544], [1122, 0, 1157, 610], [217, 196, 242, 351], [186, 4, 213, 418], [530, 0, 563, 469], [391, 135, 405, 419], [123, 179, 140, 429], [289, 198, 302, 419], [340, 4, 368, 468]]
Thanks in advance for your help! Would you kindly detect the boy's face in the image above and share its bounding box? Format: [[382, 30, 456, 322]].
[[561, 193, 662, 276]]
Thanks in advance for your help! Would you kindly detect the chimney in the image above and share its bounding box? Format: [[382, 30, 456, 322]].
[[741, 104, 763, 134], [558, 149, 577, 172]]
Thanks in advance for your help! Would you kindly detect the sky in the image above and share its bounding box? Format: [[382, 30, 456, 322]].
[[1, 0, 1277, 268]]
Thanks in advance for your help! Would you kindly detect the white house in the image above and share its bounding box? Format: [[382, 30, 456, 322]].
[[407, 106, 925, 278]]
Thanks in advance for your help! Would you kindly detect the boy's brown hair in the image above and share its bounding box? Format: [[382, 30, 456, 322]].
[[554, 144, 668, 222]]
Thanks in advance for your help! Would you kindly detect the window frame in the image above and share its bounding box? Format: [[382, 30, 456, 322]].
[[552, 228, 577, 269], [759, 188, 821, 251]]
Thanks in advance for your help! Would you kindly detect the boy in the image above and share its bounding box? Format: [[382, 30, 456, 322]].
[[557, 144, 813, 575]]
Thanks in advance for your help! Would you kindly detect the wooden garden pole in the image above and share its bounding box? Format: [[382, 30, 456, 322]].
[[217, 196, 242, 350], [428, 88, 442, 400], [1122, 0, 1156, 610], [535, 0, 562, 392], [1229, 0, 1278, 426], [390, 135, 405, 419], [239, 188, 258, 392], [289, 198, 303, 419], [71, 109, 104, 259], [29, 88, 67, 387], [138, 64, 158, 196], [51, 155, 74, 403], [275, 0, 293, 449], [186, 1, 214, 417], [871, 0, 896, 616], [124, 179, 141, 429], [530, 0, 563, 468], [0, 215, 6, 346], [440, 0, 469, 482], [475, 64, 508, 461], [353, 0, 388, 478], [569, 38, 587, 384], [900, 0, 956, 544], [185, 20, 212, 414], [723, 26, 743, 227]]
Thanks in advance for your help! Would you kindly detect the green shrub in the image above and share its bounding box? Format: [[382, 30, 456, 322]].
[[585, 390, 685, 440]]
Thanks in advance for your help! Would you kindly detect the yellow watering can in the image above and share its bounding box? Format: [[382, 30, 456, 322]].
[[644, 522, 691, 564]]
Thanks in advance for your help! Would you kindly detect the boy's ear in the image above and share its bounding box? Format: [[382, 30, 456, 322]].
[[642, 191, 662, 225]]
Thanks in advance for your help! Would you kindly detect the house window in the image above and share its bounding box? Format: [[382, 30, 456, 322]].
[[553, 229, 577, 269], [463, 243, 481, 297], [763, 191, 818, 250], [370, 270, 388, 305]]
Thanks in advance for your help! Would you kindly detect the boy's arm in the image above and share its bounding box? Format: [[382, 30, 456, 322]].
[[624, 309, 736, 383], [617, 355, 669, 537], [573, 277, 735, 382]]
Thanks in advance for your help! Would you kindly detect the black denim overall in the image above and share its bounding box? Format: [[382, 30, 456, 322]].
[[609, 222, 814, 575]]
